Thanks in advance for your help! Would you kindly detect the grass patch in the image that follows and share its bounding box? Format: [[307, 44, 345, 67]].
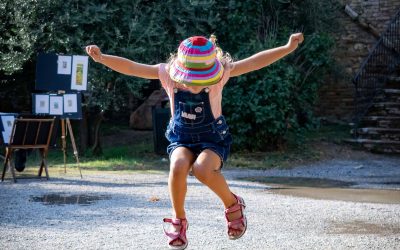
[[227, 124, 352, 169], [32, 140, 169, 172], [4, 124, 352, 173]]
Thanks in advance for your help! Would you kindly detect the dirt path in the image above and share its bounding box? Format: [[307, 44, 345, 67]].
[[1, 127, 399, 249], [0, 161, 399, 249]]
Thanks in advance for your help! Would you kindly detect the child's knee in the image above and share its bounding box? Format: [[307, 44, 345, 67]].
[[192, 163, 214, 183], [170, 158, 191, 177]]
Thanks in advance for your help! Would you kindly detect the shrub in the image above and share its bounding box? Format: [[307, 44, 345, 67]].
[[0, 0, 337, 151], [224, 33, 334, 151]]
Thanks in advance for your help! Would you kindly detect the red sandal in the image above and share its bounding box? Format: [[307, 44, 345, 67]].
[[163, 218, 188, 250], [225, 193, 247, 240]]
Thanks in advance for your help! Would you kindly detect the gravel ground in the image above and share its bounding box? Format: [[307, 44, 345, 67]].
[[0, 155, 400, 250], [225, 155, 400, 190]]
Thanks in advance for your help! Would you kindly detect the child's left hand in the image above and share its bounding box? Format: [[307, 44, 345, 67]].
[[287, 33, 304, 50]]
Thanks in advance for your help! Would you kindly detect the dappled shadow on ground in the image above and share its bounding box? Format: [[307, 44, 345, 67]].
[[328, 220, 400, 235], [241, 176, 400, 204], [241, 176, 355, 188]]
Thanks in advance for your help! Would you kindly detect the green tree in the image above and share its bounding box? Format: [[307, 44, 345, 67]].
[[0, 0, 37, 74], [0, 0, 337, 152]]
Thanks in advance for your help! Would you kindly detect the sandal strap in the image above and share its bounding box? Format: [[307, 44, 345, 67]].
[[225, 194, 245, 211], [225, 194, 247, 240], [228, 218, 245, 229], [163, 218, 186, 226], [225, 194, 246, 227], [224, 203, 244, 214], [163, 218, 188, 245]]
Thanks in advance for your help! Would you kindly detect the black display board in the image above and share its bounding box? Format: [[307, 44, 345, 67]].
[[35, 53, 88, 92], [32, 93, 83, 120], [35, 53, 71, 91]]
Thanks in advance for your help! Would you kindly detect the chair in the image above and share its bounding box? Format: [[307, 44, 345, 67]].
[[1, 118, 55, 183]]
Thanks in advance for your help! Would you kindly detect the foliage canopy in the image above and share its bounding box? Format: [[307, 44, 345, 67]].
[[0, 0, 337, 151]]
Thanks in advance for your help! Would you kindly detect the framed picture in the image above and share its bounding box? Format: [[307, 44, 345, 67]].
[[71, 55, 88, 91], [49, 95, 63, 115], [57, 55, 72, 75], [63, 93, 78, 113], [1, 115, 15, 132], [34, 94, 50, 114], [1, 131, 11, 144], [0, 115, 15, 144]]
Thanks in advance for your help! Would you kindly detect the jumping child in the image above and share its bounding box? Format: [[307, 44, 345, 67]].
[[86, 32, 303, 249]]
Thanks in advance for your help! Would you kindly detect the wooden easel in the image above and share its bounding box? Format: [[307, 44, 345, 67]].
[[60, 118, 82, 178], [1, 118, 55, 183]]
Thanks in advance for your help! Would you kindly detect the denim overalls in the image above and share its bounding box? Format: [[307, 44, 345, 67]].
[[165, 87, 233, 166]]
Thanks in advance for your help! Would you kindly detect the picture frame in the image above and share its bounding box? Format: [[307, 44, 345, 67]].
[[63, 93, 78, 113], [57, 55, 72, 75], [71, 55, 88, 91], [49, 95, 63, 115], [1, 115, 15, 133], [0, 115, 16, 145], [34, 94, 50, 114]]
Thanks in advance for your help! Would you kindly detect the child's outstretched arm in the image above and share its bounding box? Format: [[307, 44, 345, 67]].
[[85, 45, 159, 79], [230, 33, 304, 77]]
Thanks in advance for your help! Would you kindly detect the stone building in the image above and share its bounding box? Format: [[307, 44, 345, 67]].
[[317, 0, 400, 122]]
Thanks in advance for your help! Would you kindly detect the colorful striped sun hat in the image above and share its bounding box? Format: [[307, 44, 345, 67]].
[[169, 36, 224, 86]]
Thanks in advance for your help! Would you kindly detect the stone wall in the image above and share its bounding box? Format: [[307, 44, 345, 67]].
[[316, 0, 400, 122]]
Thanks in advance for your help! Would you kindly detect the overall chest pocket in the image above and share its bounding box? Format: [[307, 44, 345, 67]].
[[178, 101, 205, 125], [209, 117, 232, 144]]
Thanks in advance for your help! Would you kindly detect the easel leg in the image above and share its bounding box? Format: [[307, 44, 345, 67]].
[[61, 119, 67, 173], [37, 149, 49, 180], [8, 151, 17, 183], [66, 119, 83, 178], [38, 149, 50, 180], [38, 155, 43, 177], [2, 148, 16, 183], [1, 162, 6, 181], [9, 161, 16, 183], [1, 148, 10, 182]]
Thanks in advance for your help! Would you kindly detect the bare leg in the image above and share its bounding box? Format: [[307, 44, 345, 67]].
[[169, 147, 195, 218], [167, 147, 195, 247], [191, 149, 244, 237]]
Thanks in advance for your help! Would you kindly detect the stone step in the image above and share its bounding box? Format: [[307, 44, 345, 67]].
[[368, 110, 400, 116], [355, 89, 385, 101], [368, 102, 400, 116], [355, 127, 400, 134], [355, 77, 386, 87], [373, 97, 400, 103], [384, 89, 400, 95], [361, 116, 400, 128], [374, 89, 400, 102], [351, 127, 400, 141], [360, 66, 390, 75], [386, 81, 400, 89], [387, 76, 400, 85], [344, 138, 400, 153]]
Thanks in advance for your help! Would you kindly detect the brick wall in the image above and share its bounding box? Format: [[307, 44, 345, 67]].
[[316, 0, 400, 122]]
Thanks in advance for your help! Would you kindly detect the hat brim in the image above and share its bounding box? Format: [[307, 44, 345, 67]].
[[169, 59, 224, 86]]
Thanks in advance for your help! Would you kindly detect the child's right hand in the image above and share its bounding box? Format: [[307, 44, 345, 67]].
[[286, 33, 304, 51], [85, 45, 103, 62]]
